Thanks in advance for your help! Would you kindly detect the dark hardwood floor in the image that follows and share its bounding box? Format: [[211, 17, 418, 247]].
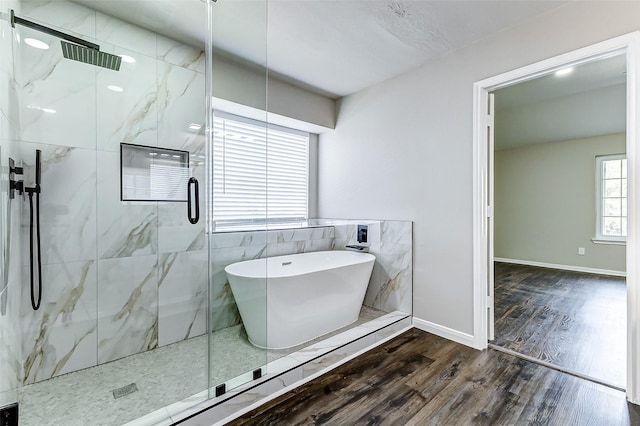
[[227, 328, 639, 425], [493, 262, 626, 388]]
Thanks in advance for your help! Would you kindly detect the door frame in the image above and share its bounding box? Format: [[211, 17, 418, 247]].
[[472, 32, 640, 403]]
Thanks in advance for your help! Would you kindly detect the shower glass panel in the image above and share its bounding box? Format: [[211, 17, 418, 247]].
[[4, 0, 212, 424], [0, 0, 21, 414], [208, 0, 269, 396]]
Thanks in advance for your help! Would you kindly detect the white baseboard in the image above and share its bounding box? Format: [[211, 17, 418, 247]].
[[494, 257, 626, 278], [412, 317, 480, 349]]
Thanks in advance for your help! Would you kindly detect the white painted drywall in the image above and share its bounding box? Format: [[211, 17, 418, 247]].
[[318, 1, 640, 335], [212, 54, 336, 130], [494, 134, 626, 273]]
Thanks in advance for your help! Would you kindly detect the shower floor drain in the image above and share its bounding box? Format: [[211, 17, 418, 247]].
[[112, 383, 138, 399]]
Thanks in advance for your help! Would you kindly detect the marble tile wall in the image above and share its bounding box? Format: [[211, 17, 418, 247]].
[[12, 0, 208, 385], [0, 0, 22, 407], [333, 220, 413, 314], [210, 219, 413, 332]]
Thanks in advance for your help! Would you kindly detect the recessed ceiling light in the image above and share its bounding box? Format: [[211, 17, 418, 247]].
[[119, 54, 136, 64], [555, 67, 574, 77], [25, 38, 49, 50], [107, 85, 124, 93]]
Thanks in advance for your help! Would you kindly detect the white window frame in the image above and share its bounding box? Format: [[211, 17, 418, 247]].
[[211, 111, 311, 232], [595, 153, 627, 244]]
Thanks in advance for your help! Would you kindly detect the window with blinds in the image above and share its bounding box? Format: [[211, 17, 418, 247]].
[[212, 112, 309, 230]]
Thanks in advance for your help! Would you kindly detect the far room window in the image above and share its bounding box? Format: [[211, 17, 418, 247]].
[[212, 112, 310, 230], [596, 154, 627, 242]]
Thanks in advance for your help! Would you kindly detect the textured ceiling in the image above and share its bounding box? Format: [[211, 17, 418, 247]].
[[73, 0, 570, 98]]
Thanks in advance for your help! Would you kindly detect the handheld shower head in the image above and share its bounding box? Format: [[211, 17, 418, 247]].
[[35, 149, 41, 186]]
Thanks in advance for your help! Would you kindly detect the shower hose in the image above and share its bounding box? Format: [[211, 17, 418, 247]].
[[27, 189, 42, 311]]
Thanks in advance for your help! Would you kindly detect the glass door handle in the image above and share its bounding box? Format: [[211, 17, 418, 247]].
[[187, 177, 199, 224]]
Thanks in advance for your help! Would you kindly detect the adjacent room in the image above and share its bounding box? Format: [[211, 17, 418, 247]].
[[491, 54, 627, 389]]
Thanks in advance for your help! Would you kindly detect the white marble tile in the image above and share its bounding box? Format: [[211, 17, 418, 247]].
[[18, 25, 97, 149], [21, 260, 98, 384], [302, 238, 334, 253], [157, 160, 205, 254], [157, 202, 205, 253], [97, 255, 158, 364], [96, 45, 158, 151], [265, 241, 305, 257], [163, 390, 208, 421], [0, 135, 21, 400], [19, 142, 97, 265], [96, 150, 158, 259], [210, 231, 267, 249], [265, 354, 300, 376], [300, 334, 376, 379], [380, 220, 413, 247], [375, 317, 412, 342], [123, 407, 173, 426], [309, 226, 334, 240], [156, 35, 205, 73], [95, 11, 157, 58], [364, 220, 413, 314], [20, 0, 96, 40], [157, 62, 205, 151], [158, 251, 207, 347]]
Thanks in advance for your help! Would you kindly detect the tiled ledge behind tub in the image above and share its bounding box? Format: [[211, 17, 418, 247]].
[[332, 220, 413, 315], [210, 227, 335, 332]]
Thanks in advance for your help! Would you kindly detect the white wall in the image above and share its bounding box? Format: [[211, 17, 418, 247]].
[[318, 1, 640, 335], [213, 54, 336, 130], [495, 134, 626, 274]]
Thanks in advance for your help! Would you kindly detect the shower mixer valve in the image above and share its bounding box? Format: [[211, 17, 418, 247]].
[[8, 157, 24, 199]]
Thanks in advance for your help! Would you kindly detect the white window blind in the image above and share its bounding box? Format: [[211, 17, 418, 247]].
[[596, 154, 627, 241], [212, 112, 309, 229]]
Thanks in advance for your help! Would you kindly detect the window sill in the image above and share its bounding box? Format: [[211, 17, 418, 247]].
[[211, 221, 313, 233], [592, 238, 626, 246]]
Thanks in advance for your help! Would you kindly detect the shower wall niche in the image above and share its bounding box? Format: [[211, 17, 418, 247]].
[[13, 0, 208, 385]]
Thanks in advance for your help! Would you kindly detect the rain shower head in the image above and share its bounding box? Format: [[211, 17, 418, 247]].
[[61, 41, 122, 71], [10, 9, 121, 71]]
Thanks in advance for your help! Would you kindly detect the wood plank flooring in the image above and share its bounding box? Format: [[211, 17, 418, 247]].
[[227, 328, 639, 425], [493, 262, 626, 388]]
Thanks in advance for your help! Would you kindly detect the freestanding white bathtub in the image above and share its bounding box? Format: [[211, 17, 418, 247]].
[[225, 250, 375, 350]]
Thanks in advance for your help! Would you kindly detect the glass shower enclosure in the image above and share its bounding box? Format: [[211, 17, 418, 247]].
[[0, 0, 270, 424]]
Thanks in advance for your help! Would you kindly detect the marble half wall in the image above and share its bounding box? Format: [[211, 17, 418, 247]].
[[332, 220, 413, 315], [210, 220, 413, 332]]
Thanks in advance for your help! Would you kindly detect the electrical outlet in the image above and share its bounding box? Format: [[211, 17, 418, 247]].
[[578, 247, 585, 255]]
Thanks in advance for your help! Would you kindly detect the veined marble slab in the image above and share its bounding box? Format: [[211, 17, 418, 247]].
[[97, 256, 158, 364], [21, 260, 97, 384]]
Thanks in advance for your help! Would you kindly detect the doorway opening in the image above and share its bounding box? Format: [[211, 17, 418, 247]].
[[472, 32, 640, 403], [490, 54, 627, 390]]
